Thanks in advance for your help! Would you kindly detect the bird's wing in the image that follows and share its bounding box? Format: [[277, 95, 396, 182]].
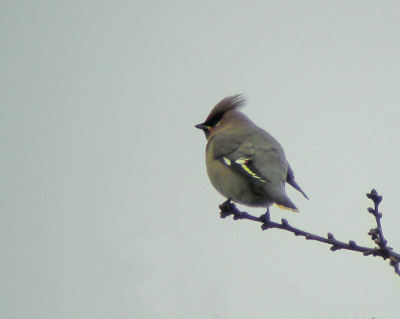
[[286, 162, 309, 199], [210, 132, 270, 184]]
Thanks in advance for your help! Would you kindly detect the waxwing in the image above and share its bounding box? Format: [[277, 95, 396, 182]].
[[195, 94, 308, 212]]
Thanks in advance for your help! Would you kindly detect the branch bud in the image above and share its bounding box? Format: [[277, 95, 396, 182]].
[[349, 240, 356, 247]]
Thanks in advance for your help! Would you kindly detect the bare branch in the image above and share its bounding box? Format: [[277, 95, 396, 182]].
[[218, 190, 400, 277]]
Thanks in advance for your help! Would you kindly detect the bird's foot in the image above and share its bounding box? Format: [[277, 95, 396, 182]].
[[260, 207, 271, 229], [219, 199, 235, 218]]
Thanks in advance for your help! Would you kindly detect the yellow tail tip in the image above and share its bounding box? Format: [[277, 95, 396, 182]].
[[276, 204, 299, 213]]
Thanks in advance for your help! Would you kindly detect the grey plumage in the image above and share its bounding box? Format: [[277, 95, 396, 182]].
[[196, 94, 308, 212]]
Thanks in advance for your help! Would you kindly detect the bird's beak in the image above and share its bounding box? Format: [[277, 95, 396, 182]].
[[195, 123, 210, 130]]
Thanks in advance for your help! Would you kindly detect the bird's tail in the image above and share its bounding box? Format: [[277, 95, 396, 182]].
[[286, 163, 309, 200], [276, 203, 299, 213], [270, 187, 299, 213]]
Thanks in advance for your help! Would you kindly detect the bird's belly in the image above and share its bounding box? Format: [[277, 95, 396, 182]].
[[207, 161, 273, 207]]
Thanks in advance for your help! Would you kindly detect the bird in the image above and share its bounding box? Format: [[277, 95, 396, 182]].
[[195, 94, 308, 213]]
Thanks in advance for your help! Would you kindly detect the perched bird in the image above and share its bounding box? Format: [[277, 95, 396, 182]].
[[195, 94, 308, 213]]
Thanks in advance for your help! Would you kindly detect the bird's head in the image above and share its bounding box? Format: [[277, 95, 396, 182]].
[[195, 94, 246, 139]]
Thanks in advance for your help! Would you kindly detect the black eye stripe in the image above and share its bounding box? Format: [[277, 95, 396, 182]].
[[207, 113, 223, 127]]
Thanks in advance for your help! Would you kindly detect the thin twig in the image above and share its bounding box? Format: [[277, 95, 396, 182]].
[[218, 190, 400, 277], [366, 189, 387, 248]]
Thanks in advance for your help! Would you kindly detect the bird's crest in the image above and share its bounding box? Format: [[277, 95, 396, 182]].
[[205, 94, 246, 124]]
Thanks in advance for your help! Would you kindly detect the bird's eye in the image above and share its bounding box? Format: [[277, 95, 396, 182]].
[[210, 120, 220, 127], [209, 113, 223, 127]]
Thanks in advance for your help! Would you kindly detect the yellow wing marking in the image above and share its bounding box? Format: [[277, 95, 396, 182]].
[[235, 158, 247, 164], [223, 157, 231, 166], [241, 163, 267, 183]]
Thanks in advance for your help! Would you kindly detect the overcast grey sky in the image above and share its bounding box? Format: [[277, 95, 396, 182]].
[[1, 1, 400, 318]]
